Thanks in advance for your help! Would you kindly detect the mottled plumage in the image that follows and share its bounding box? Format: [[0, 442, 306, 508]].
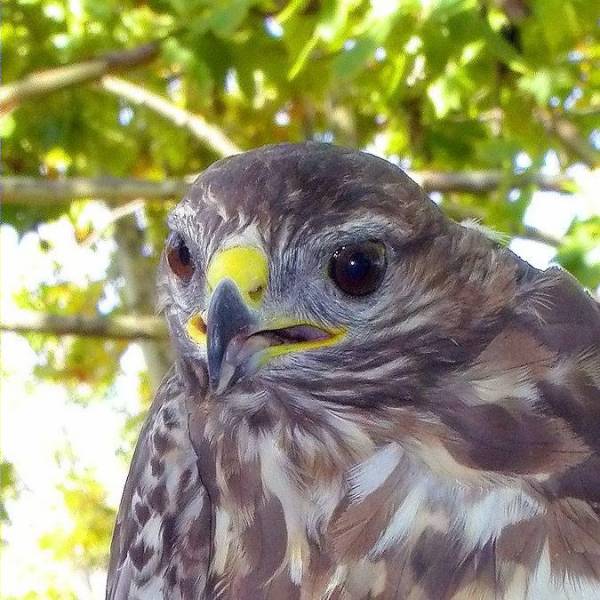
[[107, 143, 600, 599]]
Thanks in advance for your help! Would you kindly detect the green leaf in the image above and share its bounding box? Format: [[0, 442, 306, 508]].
[[427, 72, 462, 118], [556, 217, 600, 289], [206, 0, 256, 37], [333, 36, 378, 79]]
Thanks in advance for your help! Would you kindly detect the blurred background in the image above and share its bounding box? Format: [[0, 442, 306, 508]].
[[1, 0, 599, 597]]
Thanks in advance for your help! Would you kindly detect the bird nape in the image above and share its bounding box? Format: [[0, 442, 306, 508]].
[[107, 143, 600, 600]]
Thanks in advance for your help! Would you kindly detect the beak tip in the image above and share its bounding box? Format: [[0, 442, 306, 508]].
[[214, 362, 235, 394], [206, 278, 255, 392]]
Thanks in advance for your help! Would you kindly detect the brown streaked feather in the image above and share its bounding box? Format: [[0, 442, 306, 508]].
[[106, 370, 211, 599], [329, 460, 406, 560]]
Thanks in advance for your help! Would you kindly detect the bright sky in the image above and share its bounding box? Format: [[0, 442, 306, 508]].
[[0, 159, 598, 598]]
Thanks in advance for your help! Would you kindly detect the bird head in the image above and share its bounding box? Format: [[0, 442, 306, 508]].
[[158, 143, 526, 435]]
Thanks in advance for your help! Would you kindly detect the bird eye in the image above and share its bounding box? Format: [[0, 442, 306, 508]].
[[166, 235, 195, 283], [329, 241, 387, 297]]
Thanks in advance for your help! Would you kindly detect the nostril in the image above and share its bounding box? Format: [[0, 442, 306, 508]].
[[248, 285, 264, 302], [188, 314, 206, 336]]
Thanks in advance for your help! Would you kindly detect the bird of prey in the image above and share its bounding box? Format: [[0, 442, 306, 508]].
[[107, 143, 600, 600]]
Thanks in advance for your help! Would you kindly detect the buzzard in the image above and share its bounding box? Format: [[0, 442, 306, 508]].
[[107, 143, 600, 599]]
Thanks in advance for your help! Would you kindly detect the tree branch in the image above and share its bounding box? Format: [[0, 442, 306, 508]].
[[534, 109, 600, 168], [0, 43, 159, 115], [443, 202, 563, 247], [0, 311, 167, 341], [1, 176, 191, 205], [1, 171, 576, 206], [520, 224, 562, 247], [410, 170, 574, 194], [99, 76, 242, 157]]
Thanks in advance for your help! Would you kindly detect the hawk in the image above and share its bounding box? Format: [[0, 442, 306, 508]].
[[107, 143, 600, 599]]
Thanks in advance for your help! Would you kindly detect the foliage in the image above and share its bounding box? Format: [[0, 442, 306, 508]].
[[1, 0, 599, 596], [39, 467, 116, 572], [5, 589, 78, 600], [0, 460, 18, 532], [557, 216, 600, 289]]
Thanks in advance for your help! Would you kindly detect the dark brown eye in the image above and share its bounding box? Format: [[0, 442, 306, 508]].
[[166, 236, 195, 282], [329, 241, 386, 297]]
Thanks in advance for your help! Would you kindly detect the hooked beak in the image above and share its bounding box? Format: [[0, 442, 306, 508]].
[[205, 278, 254, 390], [185, 245, 343, 393]]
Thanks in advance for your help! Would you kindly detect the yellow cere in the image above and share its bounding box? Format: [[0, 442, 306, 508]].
[[186, 313, 207, 345], [206, 245, 268, 308]]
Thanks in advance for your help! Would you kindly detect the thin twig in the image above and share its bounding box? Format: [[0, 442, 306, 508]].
[[81, 199, 146, 248], [535, 109, 599, 169], [99, 76, 242, 157], [444, 202, 562, 247]]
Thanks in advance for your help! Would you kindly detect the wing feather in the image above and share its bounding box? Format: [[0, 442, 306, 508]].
[[106, 369, 211, 599]]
